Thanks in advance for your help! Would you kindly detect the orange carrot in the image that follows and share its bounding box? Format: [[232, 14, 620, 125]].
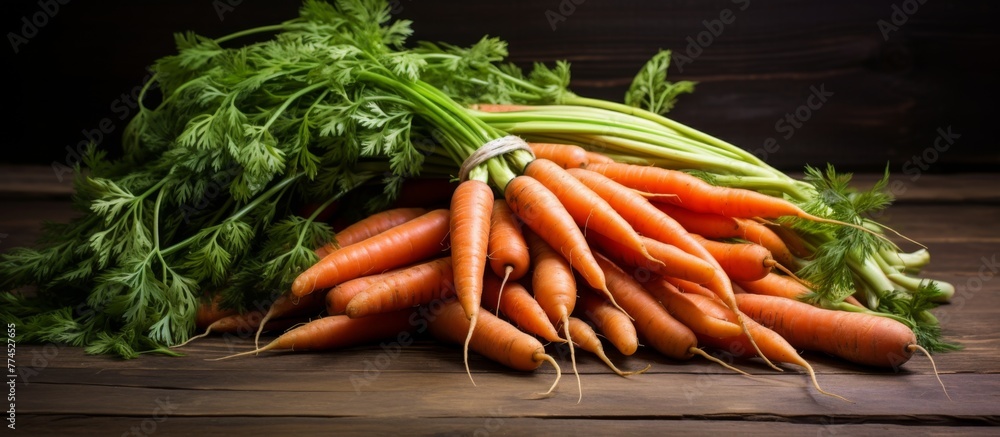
[[528, 142, 592, 169], [588, 232, 716, 285], [195, 294, 238, 330], [469, 103, 534, 112], [314, 207, 428, 258], [345, 257, 455, 319], [645, 279, 743, 339], [504, 175, 611, 302], [735, 293, 918, 368], [653, 203, 797, 268], [736, 273, 864, 308], [691, 235, 775, 282], [428, 300, 562, 397], [525, 159, 659, 268], [595, 253, 696, 360], [292, 209, 451, 297], [482, 271, 562, 343], [254, 290, 329, 348], [566, 316, 650, 377], [568, 167, 778, 370], [661, 275, 718, 299], [450, 179, 494, 383], [576, 288, 638, 356], [174, 311, 302, 348], [487, 200, 530, 286], [326, 271, 397, 315], [211, 310, 415, 360]]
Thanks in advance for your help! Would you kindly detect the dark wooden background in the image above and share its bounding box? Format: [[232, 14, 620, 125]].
[[4, 0, 998, 172]]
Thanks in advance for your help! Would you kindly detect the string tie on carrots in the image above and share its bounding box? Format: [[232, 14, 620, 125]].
[[458, 135, 534, 182]]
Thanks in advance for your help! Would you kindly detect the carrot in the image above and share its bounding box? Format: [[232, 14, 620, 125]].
[[345, 256, 455, 319], [595, 253, 696, 360], [692, 235, 776, 282], [469, 103, 534, 112], [736, 273, 864, 308], [450, 179, 495, 384], [585, 162, 887, 239], [195, 294, 238, 330], [661, 276, 717, 299], [291, 208, 451, 297], [524, 228, 582, 400], [575, 288, 638, 356], [645, 279, 743, 339], [504, 175, 612, 305], [314, 207, 428, 258], [487, 200, 530, 287], [653, 203, 797, 268], [588, 232, 716, 285], [568, 167, 779, 370], [211, 310, 415, 360], [174, 311, 302, 348], [525, 159, 659, 268], [566, 316, 650, 377], [428, 300, 562, 397], [326, 271, 397, 315], [481, 272, 561, 343], [528, 142, 589, 169], [735, 293, 917, 368], [254, 290, 329, 348]]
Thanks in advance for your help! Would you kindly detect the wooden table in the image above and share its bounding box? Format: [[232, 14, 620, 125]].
[[3, 167, 999, 435]]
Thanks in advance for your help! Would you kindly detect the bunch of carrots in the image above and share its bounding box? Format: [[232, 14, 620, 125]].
[[189, 140, 944, 401]]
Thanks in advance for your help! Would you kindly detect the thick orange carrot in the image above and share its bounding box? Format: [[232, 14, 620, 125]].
[[451, 181, 494, 320], [524, 229, 577, 326], [566, 317, 650, 377], [576, 288, 638, 356], [588, 232, 716, 285], [487, 200, 530, 285], [595, 253, 696, 360], [292, 209, 451, 297], [736, 273, 864, 308], [735, 293, 918, 368], [482, 271, 562, 343], [504, 175, 610, 299], [345, 257, 455, 319], [654, 203, 796, 268], [645, 279, 743, 339], [326, 271, 397, 315], [314, 207, 428, 258], [212, 310, 415, 360], [691, 235, 775, 282], [525, 159, 659, 268], [428, 300, 562, 396]]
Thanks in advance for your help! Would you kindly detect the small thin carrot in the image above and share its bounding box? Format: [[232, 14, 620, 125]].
[[428, 300, 562, 397], [588, 232, 716, 285], [254, 290, 329, 348], [526, 159, 660, 269], [195, 294, 238, 330], [645, 278, 743, 339], [292, 209, 451, 297], [736, 273, 864, 308], [487, 200, 530, 288], [575, 288, 638, 356], [654, 203, 797, 268], [450, 179, 495, 384], [692, 235, 776, 282], [661, 275, 717, 299], [210, 310, 415, 360], [566, 316, 650, 377], [504, 175, 613, 305], [345, 256, 455, 319], [174, 311, 301, 348], [314, 207, 428, 258]]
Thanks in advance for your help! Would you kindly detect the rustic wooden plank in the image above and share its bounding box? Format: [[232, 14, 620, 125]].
[[16, 373, 999, 422], [16, 415, 1000, 437]]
